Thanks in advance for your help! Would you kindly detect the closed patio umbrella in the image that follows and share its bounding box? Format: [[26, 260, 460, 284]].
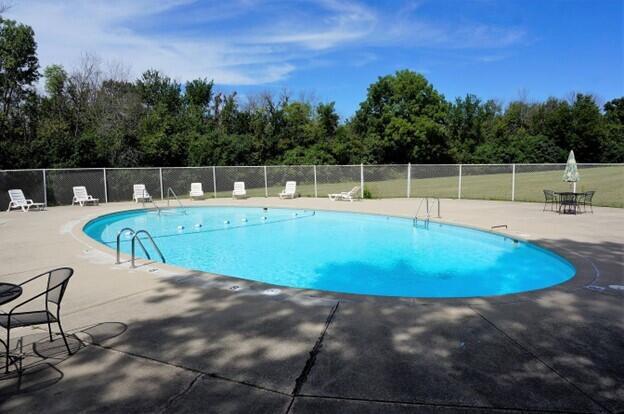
[[563, 150, 580, 192]]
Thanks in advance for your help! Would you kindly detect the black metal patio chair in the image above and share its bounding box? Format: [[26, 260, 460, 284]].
[[0, 267, 74, 373], [543, 189, 558, 211], [579, 191, 595, 213]]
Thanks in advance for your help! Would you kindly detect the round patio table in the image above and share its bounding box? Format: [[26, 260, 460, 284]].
[[0, 283, 24, 374], [555, 192, 582, 215], [0, 283, 22, 306]]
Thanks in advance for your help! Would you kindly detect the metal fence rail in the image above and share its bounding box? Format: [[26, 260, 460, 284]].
[[1, 163, 622, 208]]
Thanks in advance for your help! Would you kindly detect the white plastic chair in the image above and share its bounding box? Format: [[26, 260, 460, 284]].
[[6, 189, 45, 212], [190, 182, 204, 199], [133, 184, 152, 203], [279, 181, 297, 199], [328, 186, 360, 202], [72, 186, 99, 206], [232, 182, 247, 199]]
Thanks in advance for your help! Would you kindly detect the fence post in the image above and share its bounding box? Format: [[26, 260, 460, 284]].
[[42, 169, 47, 206], [511, 164, 516, 201], [458, 164, 462, 200], [313, 165, 318, 198], [264, 165, 268, 198], [212, 166, 217, 198], [103, 168, 108, 203], [406, 163, 411, 198], [360, 163, 364, 199], [159, 168, 164, 200]]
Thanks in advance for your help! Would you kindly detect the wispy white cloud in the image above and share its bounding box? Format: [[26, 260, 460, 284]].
[[5, 0, 526, 86], [6, 0, 298, 85], [250, 0, 377, 50]]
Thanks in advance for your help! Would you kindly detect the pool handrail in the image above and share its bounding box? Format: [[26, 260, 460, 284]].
[[166, 187, 185, 209], [414, 197, 441, 223], [115, 227, 152, 264], [131, 230, 166, 268]]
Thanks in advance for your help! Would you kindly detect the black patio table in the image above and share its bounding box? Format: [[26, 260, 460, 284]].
[[555, 192, 583, 214], [0, 283, 24, 373]]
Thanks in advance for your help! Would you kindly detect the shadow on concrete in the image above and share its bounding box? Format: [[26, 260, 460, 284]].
[[0, 236, 622, 413]]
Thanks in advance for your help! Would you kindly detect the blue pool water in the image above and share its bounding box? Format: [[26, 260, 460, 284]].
[[83, 207, 575, 298]]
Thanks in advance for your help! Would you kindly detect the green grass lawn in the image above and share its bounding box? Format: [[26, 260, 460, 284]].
[[182, 165, 624, 208]]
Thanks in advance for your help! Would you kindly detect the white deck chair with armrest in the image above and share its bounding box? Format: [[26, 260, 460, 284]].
[[190, 182, 204, 199], [6, 189, 46, 212], [232, 182, 247, 199], [328, 186, 360, 202], [279, 181, 297, 199], [72, 186, 99, 206], [133, 184, 152, 203]]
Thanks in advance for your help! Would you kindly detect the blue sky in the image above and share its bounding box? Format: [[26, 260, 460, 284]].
[[7, 0, 624, 117]]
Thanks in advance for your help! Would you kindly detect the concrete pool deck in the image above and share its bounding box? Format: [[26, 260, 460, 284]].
[[0, 198, 622, 413]]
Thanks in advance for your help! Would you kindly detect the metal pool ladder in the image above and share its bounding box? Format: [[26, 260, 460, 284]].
[[166, 187, 185, 209], [141, 188, 187, 215], [413, 197, 441, 227], [142, 198, 161, 214], [115, 227, 166, 268]]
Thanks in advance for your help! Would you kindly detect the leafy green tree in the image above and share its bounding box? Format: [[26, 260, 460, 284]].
[[316, 102, 339, 139], [352, 70, 451, 163], [2, 15, 624, 169], [0, 18, 40, 169], [568, 94, 605, 161], [604, 98, 624, 124], [136, 70, 181, 113], [185, 78, 213, 111], [0, 17, 39, 116], [602, 98, 624, 162], [447, 94, 494, 162], [43, 65, 67, 97]]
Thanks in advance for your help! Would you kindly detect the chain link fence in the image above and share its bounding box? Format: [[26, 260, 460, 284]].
[[0, 169, 45, 209], [461, 164, 514, 201], [410, 164, 459, 199], [364, 165, 408, 198], [106, 168, 161, 202], [46, 169, 106, 206], [1, 163, 622, 208], [214, 166, 266, 198], [266, 165, 316, 197], [162, 167, 215, 199], [316, 165, 362, 198], [514, 163, 623, 207]]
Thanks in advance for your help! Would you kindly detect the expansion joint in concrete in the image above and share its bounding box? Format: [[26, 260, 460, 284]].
[[468, 306, 613, 414], [286, 301, 340, 413], [294, 394, 601, 414]]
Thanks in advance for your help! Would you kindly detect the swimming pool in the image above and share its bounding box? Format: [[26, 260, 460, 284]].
[[83, 207, 575, 298]]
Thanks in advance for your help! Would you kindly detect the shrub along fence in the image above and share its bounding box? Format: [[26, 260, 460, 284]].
[[1, 164, 622, 208]]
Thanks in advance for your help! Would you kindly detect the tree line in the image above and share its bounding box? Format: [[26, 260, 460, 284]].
[[1, 16, 622, 170]]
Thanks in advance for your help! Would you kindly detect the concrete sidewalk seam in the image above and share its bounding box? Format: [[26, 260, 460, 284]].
[[63, 287, 171, 317], [294, 393, 600, 414], [81, 338, 291, 398], [468, 306, 613, 414], [286, 301, 340, 413]]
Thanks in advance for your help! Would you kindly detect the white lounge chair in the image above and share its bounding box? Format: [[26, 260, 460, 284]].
[[133, 184, 152, 203], [6, 189, 45, 212], [279, 181, 297, 199], [190, 182, 204, 200], [232, 182, 247, 199], [328, 186, 360, 202], [72, 186, 99, 206]]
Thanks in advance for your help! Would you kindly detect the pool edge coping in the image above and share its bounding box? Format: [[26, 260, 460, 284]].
[[71, 202, 597, 306]]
